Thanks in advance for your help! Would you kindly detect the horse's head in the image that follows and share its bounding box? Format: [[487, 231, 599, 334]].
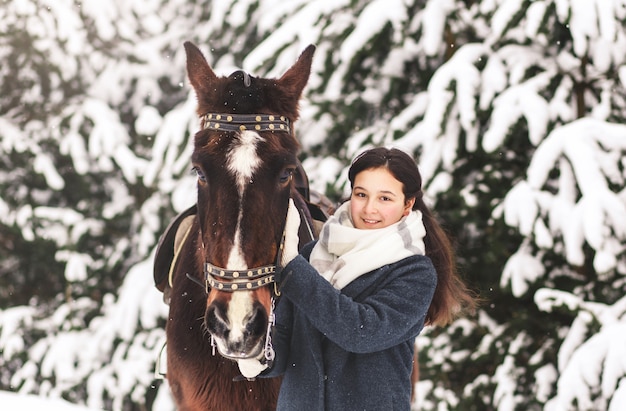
[[184, 42, 314, 360]]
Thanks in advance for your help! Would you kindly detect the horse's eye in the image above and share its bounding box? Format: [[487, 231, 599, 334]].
[[192, 167, 207, 183], [279, 168, 295, 184]]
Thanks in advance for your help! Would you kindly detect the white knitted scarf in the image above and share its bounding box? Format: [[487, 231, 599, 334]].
[[309, 201, 426, 290]]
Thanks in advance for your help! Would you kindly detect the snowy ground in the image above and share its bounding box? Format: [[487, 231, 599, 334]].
[[1, 384, 426, 410], [0, 380, 177, 411], [0, 391, 96, 410]]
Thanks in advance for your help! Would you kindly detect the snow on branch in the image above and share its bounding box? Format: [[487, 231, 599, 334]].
[[323, 0, 408, 101], [544, 318, 626, 411], [502, 118, 626, 273], [500, 242, 545, 297], [8, 256, 167, 408], [481, 44, 558, 151], [556, 0, 626, 71], [535, 290, 626, 409], [142, 95, 196, 189], [243, 0, 349, 78], [393, 43, 488, 185]]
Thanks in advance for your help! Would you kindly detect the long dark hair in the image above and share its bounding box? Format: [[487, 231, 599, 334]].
[[348, 147, 476, 326]]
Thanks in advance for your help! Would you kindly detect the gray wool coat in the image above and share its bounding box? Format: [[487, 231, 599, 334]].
[[263, 241, 437, 410]]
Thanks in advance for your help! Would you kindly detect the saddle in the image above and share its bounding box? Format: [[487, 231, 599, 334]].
[[153, 162, 334, 303]]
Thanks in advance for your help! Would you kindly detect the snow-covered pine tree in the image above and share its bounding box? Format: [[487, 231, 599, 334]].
[[1, 1, 625, 410], [0, 1, 192, 409]]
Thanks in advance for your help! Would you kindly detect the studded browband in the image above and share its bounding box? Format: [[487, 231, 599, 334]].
[[201, 113, 291, 132]]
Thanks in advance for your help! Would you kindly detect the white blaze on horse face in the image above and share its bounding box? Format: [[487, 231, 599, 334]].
[[225, 292, 254, 353], [225, 130, 263, 268], [222, 130, 263, 354], [226, 130, 262, 268]]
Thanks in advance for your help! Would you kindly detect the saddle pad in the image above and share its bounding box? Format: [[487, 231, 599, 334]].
[[153, 204, 197, 293]]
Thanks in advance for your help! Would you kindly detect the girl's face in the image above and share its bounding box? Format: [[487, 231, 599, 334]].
[[350, 167, 415, 230]]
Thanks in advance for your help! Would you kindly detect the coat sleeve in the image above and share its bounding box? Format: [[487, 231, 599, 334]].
[[278, 254, 437, 354]]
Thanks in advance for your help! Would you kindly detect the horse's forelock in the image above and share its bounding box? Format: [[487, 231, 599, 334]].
[[193, 75, 301, 126]]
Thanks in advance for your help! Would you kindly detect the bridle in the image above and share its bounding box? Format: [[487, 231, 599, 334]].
[[192, 110, 294, 366], [195, 111, 293, 296]]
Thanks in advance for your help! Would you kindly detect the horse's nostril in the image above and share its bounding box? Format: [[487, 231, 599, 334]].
[[205, 303, 229, 337], [245, 303, 268, 338]]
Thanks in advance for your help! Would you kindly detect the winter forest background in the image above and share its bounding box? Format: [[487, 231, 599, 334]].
[[1, 0, 625, 410]]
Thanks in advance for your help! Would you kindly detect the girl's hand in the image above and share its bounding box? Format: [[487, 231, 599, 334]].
[[280, 198, 301, 268], [237, 358, 268, 380]]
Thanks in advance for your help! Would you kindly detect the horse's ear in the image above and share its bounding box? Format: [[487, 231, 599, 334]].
[[277, 44, 316, 103], [184, 41, 218, 96]]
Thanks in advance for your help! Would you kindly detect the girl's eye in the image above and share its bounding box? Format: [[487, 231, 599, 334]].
[[192, 167, 206, 182]]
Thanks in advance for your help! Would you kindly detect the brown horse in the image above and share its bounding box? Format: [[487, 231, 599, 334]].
[[154, 42, 316, 411]]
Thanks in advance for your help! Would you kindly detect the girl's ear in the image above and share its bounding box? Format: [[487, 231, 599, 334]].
[[403, 198, 416, 216]]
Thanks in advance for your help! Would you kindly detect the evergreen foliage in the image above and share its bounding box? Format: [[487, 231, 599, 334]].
[[1, 1, 625, 410]]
